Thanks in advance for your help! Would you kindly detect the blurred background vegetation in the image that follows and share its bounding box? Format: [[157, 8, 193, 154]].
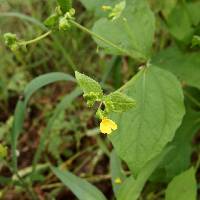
[[0, 0, 200, 199]]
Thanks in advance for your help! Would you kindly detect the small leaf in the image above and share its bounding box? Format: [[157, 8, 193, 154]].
[[44, 14, 59, 28], [51, 166, 107, 200], [165, 167, 197, 200], [104, 91, 135, 113], [75, 71, 103, 97], [57, 0, 72, 13], [192, 35, 200, 47]]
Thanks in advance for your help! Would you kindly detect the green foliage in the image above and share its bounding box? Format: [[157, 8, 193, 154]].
[[51, 166, 107, 200], [11, 72, 76, 171], [166, 2, 194, 43], [79, 0, 121, 17], [165, 167, 197, 200], [44, 14, 59, 29], [0, 144, 7, 158], [3, 32, 19, 51], [192, 35, 200, 47], [75, 71, 135, 116], [92, 0, 155, 61], [109, 66, 185, 176], [44, 7, 75, 31], [117, 147, 172, 200], [159, 0, 178, 18], [1, 0, 200, 199], [75, 71, 103, 107], [47, 112, 66, 161], [110, 151, 126, 197], [152, 47, 200, 89], [161, 1, 200, 44], [151, 107, 200, 182], [104, 91, 135, 113], [57, 0, 72, 13], [75, 71, 103, 97]]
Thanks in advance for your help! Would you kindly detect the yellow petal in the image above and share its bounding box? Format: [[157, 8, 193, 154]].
[[100, 118, 117, 134], [109, 120, 117, 130], [100, 122, 111, 134]]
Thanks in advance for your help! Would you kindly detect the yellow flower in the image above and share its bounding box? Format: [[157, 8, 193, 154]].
[[114, 177, 122, 184], [100, 118, 117, 134]]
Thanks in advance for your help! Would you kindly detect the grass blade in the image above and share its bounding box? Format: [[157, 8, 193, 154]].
[[11, 72, 75, 173], [51, 166, 107, 200]]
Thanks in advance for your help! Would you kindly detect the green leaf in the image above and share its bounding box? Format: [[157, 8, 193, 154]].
[[110, 150, 126, 197], [166, 2, 194, 43], [160, 0, 178, 18], [117, 146, 172, 200], [152, 47, 200, 89], [44, 14, 59, 28], [75, 71, 103, 96], [165, 167, 197, 200], [192, 35, 200, 47], [109, 66, 185, 176], [92, 0, 155, 61], [187, 2, 200, 26], [104, 91, 135, 113], [151, 107, 200, 182], [11, 72, 75, 171], [79, 0, 121, 17], [57, 0, 72, 13], [51, 166, 107, 200]]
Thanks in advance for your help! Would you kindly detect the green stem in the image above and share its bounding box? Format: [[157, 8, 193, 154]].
[[18, 31, 52, 46], [70, 20, 138, 61], [15, 172, 39, 200]]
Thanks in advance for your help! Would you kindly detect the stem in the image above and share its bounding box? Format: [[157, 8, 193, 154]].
[[18, 31, 52, 46], [16, 173, 38, 200], [70, 20, 139, 61]]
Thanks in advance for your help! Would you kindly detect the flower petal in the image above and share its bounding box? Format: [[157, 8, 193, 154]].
[[100, 118, 117, 134]]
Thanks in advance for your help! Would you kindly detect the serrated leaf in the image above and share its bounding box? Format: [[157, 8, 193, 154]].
[[75, 71, 103, 96], [105, 91, 135, 113], [109, 66, 185, 176], [165, 167, 197, 200], [92, 0, 155, 61], [51, 166, 107, 200], [152, 47, 200, 89]]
